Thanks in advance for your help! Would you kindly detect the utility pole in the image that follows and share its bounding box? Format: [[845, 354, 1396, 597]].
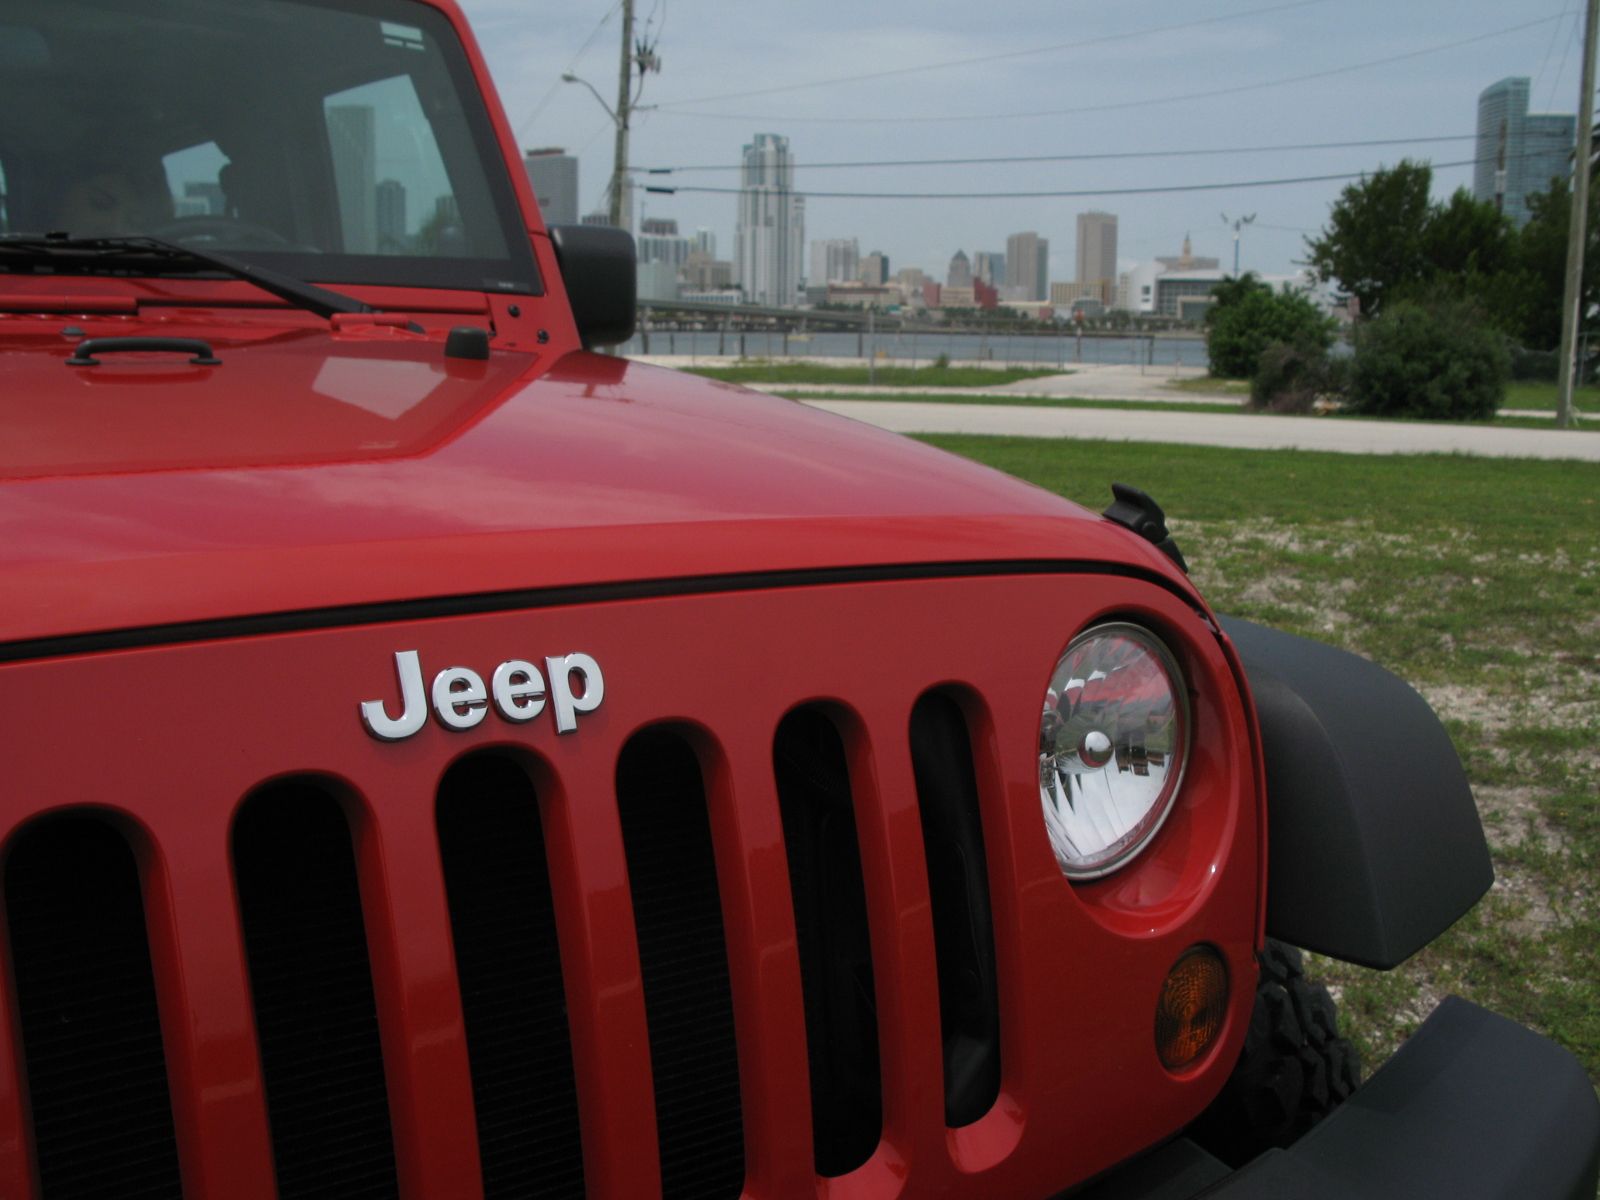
[[609, 0, 634, 232], [1556, 0, 1597, 430]]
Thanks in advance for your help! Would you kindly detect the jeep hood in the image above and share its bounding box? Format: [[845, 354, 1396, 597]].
[[0, 332, 1181, 648]]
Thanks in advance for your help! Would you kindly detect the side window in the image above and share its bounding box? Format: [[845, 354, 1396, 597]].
[[162, 142, 231, 220], [0, 158, 9, 233], [323, 74, 454, 256]]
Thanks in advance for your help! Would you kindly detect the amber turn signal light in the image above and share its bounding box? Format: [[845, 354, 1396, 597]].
[[1156, 945, 1229, 1072]]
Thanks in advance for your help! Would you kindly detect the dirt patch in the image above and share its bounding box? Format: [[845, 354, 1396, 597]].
[[1418, 682, 1519, 734]]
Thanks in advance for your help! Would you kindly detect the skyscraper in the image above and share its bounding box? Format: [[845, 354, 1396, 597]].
[[326, 104, 376, 253], [1075, 211, 1118, 303], [810, 238, 860, 285], [1474, 77, 1576, 227], [638, 218, 695, 270], [523, 148, 578, 227], [1005, 231, 1049, 301], [737, 133, 805, 307], [947, 249, 972, 288], [375, 179, 407, 251], [973, 251, 1005, 287], [858, 250, 889, 285]]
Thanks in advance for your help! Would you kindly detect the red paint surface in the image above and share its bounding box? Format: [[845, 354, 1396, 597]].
[[0, 326, 1188, 647], [0, 3, 1262, 1197], [0, 575, 1260, 1199]]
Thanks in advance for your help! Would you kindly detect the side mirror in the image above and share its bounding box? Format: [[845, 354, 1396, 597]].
[[548, 224, 636, 350]]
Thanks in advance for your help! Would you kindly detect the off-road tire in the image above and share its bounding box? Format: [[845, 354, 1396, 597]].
[[1188, 940, 1362, 1167]]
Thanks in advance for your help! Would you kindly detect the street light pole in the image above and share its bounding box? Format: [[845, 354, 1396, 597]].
[[1222, 213, 1256, 276], [562, 0, 658, 234], [1556, 0, 1598, 430]]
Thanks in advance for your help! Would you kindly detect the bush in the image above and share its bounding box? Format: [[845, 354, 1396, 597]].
[[1207, 287, 1336, 379], [933, 352, 950, 369], [1347, 300, 1509, 420], [1249, 339, 1341, 413]]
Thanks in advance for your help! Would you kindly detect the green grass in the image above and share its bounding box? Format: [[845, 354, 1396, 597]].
[[1505, 380, 1600, 413], [682, 362, 1067, 388], [776, 390, 1241, 415], [920, 434, 1600, 1097], [1165, 375, 1252, 397]]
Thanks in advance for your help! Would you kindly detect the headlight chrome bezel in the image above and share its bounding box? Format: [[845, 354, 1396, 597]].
[[1038, 621, 1192, 881]]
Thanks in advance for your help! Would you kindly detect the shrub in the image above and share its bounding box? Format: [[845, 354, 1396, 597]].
[[1207, 287, 1336, 379], [1347, 300, 1509, 420], [1249, 339, 1340, 413], [933, 352, 950, 369]]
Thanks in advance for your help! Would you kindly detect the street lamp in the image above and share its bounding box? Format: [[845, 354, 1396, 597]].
[[562, 71, 629, 230], [561, 72, 616, 122], [1221, 212, 1256, 276], [560, 2, 660, 234]]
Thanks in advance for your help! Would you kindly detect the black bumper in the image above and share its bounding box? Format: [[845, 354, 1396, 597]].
[[1077, 997, 1600, 1200]]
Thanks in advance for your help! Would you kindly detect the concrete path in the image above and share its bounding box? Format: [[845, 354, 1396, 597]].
[[633, 357, 1219, 404], [801, 399, 1600, 461]]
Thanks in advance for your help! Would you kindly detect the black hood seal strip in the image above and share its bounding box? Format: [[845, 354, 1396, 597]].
[[0, 559, 1195, 664]]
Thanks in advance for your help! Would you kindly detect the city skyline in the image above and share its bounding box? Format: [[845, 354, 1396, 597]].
[[463, 0, 1586, 283], [1473, 77, 1578, 227]]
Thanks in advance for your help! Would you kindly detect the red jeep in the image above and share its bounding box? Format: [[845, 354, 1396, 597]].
[[0, 2, 1595, 1198]]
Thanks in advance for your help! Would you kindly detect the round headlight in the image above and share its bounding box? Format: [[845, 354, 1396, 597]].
[[1039, 622, 1190, 879]]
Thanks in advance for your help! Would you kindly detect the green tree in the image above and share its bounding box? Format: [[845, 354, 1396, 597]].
[[1305, 160, 1436, 316], [1205, 271, 1271, 321], [1206, 283, 1336, 379], [1347, 297, 1509, 420], [1420, 188, 1515, 279], [1501, 177, 1600, 352]]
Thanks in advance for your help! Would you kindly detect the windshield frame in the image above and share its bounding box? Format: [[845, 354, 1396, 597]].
[[0, 0, 544, 297]]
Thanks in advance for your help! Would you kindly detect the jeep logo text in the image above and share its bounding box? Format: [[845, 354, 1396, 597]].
[[359, 650, 605, 741]]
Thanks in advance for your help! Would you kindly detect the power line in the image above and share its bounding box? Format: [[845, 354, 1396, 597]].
[[1533, 6, 1579, 104], [513, 1, 624, 140], [1546, 8, 1583, 109], [648, 0, 1333, 109], [641, 155, 1515, 201], [649, 14, 1566, 125], [638, 134, 1480, 175]]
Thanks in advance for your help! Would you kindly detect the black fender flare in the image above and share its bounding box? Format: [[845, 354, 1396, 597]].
[[1220, 617, 1493, 969]]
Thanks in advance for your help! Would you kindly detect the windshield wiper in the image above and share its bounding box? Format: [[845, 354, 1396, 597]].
[[0, 233, 373, 320]]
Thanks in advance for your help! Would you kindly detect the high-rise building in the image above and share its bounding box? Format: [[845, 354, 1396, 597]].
[[858, 250, 889, 285], [947, 249, 972, 288], [638, 217, 695, 270], [1474, 78, 1576, 227], [1005, 231, 1048, 301], [974, 251, 1005, 287], [523, 147, 578, 227], [737, 133, 805, 306], [326, 104, 376, 253], [810, 238, 860, 285], [183, 181, 225, 216], [694, 227, 717, 258], [1075, 211, 1118, 301], [375, 179, 407, 251]]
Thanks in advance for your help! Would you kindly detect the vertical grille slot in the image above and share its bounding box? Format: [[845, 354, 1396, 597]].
[[4, 815, 181, 1200], [909, 691, 1001, 1126], [436, 754, 583, 1199], [616, 728, 745, 1199], [773, 707, 882, 1176], [232, 782, 398, 1199]]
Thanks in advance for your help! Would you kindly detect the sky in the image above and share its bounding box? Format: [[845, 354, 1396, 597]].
[[458, 0, 1584, 283]]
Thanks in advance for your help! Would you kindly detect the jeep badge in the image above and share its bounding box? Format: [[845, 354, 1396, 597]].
[[360, 650, 604, 741]]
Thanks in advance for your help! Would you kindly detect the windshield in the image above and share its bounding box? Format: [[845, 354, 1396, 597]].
[[0, 0, 540, 294]]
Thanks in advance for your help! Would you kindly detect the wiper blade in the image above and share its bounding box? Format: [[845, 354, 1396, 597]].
[[0, 233, 372, 320]]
